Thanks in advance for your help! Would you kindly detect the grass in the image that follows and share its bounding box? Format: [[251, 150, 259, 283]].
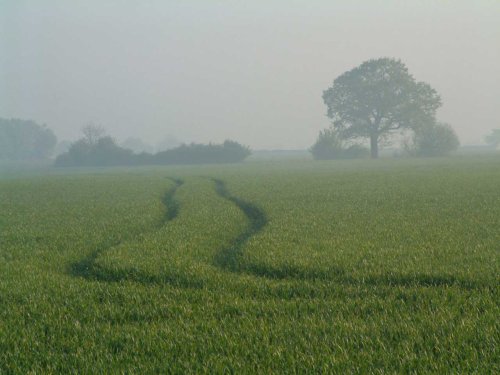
[[0, 157, 499, 373]]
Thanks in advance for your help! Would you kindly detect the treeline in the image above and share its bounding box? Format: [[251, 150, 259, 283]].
[[55, 128, 251, 167]]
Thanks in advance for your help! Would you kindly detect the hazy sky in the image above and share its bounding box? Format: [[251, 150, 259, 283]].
[[1, 0, 499, 149]]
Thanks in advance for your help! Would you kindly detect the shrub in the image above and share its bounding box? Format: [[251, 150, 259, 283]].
[[152, 140, 251, 165], [404, 122, 460, 157], [55, 136, 133, 167], [55, 136, 251, 167], [310, 129, 369, 160]]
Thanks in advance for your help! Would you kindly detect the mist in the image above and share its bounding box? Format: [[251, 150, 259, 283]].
[[1, 0, 499, 149]]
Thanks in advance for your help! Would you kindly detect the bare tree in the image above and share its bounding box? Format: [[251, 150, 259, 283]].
[[82, 123, 105, 145]]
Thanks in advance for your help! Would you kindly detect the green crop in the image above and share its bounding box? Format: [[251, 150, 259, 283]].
[[1, 157, 499, 373]]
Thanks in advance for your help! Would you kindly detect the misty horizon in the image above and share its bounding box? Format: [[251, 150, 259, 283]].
[[1, 1, 499, 149]]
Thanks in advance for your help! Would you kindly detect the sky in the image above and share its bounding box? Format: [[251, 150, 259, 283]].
[[1, 0, 499, 149]]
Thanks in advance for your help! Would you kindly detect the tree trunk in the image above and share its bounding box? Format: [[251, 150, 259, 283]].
[[370, 133, 379, 159]]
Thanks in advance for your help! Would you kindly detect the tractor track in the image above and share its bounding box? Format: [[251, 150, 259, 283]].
[[211, 178, 267, 273], [68, 177, 185, 284], [69, 176, 486, 290]]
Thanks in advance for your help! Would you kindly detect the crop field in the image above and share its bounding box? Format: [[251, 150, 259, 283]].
[[0, 157, 499, 373]]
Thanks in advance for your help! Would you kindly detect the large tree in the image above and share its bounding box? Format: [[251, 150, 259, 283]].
[[322, 58, 442, 158]]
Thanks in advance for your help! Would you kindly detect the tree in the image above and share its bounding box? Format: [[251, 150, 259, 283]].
[[309, 128, 368, 160], [0, 118, 57, 160], [403, 121, 460, 157], [81, 123, 105, 146], [322, 58, 442, 158], [55, 127, 133, 167], [485, 129, 500, 148]]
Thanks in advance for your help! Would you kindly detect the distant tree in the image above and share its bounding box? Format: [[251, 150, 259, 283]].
[[485, 129, 500, 148], [81, 123, 105, 146], [403, 122, 460, 157], [55, 128, 133, 167], [0, 118, 57, 160], [220, 140, 252, 161], [56, 139, 91, 166], [91, 136, 134, 165], [310, 128, 368, 160], [322, 58, 442, 158]]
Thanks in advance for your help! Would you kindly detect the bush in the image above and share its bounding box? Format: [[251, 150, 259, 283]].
[[55, 136, 251, 167], [404, 122, 460, 157], [310, 129, 369, 160], [55, 136, 133, 167], [151, 140, 251, 165]]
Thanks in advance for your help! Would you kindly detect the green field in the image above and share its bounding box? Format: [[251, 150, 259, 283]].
[[1, 157, 499, 373]]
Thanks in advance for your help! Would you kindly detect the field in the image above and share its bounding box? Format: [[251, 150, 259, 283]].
[[0, 157, 499, 373]]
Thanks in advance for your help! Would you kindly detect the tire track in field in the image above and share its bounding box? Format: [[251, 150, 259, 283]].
[[211, 178, 268, 272], [68, 178, 193, 286], [69, 176, 487, 290], [211, 178, 349, 280], [211, 179, 488, 289], [211, 178, 340, 280]]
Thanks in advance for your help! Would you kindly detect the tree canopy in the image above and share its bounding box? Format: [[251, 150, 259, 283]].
[[322, 58, 442, 158], [0, 118, 57, 160]]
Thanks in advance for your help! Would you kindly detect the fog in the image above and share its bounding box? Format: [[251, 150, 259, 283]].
[[1, 0, 499, 149]]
